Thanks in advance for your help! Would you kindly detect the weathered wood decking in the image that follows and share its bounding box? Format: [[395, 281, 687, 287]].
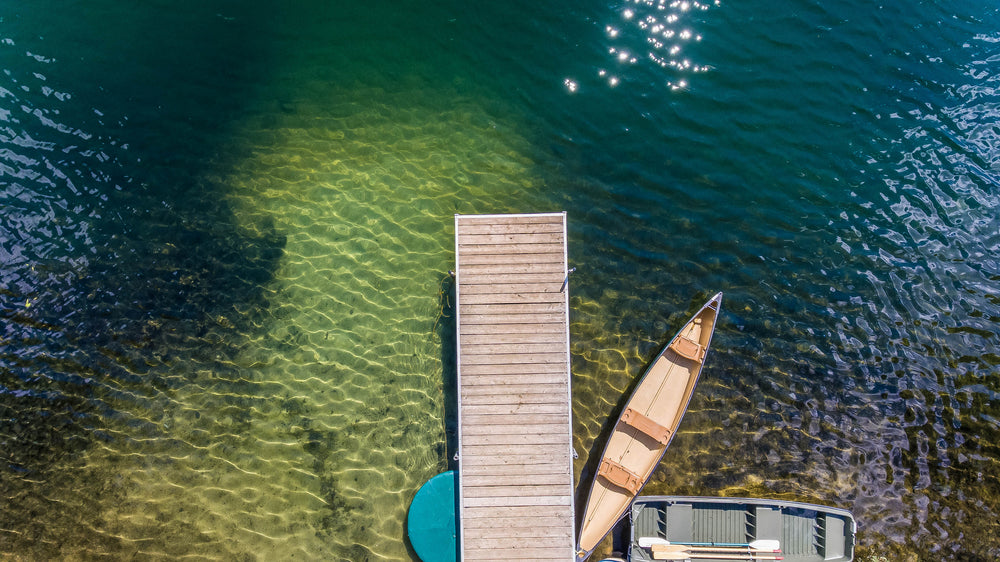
[[455, 213, 575, 561]]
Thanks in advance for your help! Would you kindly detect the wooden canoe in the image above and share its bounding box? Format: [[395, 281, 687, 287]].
[[576, 292, 723, 561]]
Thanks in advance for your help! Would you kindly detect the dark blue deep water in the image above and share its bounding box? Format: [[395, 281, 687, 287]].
[[2, 1, 999, 559]]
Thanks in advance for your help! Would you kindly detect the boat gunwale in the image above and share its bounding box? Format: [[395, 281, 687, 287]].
[[631, 495, 857, 527]]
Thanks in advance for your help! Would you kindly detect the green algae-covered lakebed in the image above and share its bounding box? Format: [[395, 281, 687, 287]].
[[2, 1, 999, 560]]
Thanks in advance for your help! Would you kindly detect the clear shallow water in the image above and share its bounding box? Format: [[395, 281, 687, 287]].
[[1, 1, 999, 560]]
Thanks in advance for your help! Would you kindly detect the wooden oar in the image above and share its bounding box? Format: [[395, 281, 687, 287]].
[[652, 544, 781, 555], [652, 552, 783, 561], [639, 538, 781, 551]]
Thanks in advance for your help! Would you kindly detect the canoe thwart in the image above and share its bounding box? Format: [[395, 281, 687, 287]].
[[669, 336, 705, 362], [620, 407, 673, 445], [597, 458, 643, 494]]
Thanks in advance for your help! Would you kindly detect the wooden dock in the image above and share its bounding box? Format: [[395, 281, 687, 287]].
[[454, 213, 575, 561]]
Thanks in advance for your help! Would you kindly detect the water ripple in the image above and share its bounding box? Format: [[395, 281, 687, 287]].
[[4, 2, 1000, 560]]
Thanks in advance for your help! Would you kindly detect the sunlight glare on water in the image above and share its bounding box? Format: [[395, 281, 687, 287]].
[[602, 0, 717, 91]]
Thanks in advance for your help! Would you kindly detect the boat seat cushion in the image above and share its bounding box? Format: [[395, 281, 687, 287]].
[[598, 458, 643, 494], [823, 514, 847, 559], [669, 336, 705, 362], [754, 506, 782, 540], [620, 407, 673, 445], [664, 503, 694, 542]]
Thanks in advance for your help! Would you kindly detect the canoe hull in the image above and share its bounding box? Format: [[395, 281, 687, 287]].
[[576, 293, 722, 561]]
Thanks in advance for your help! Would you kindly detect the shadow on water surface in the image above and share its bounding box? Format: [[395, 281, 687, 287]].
[[436, 272, 459, 472], [0, 166, 288, 558], [0, 2, 290, 557], [395, 268, 456, 561]]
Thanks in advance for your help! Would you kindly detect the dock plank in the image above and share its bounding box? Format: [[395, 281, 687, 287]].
[[458, 363, 568, 376], [464, 432, 566, 447], [455, 213, 574, 562], [462, 442, 572, 458], [460, 322, 567, 335], [460, 505, 572, 519], [461, 342, 566, 356], [458, 214, 563, 225], [459, 352, 567, 366], [457, 261, 566, 275], [459, 252, 564, 266], [457, 242, 566, 255], [460, 332, 567, 344], [458, 420, 569, 435], [460, 402, 570, 416], [458, 292, 567, 305], [460, 375, 570, 387], [461, 390, 569, 404], [460, 302, 565, 315], [465, 472, 566, 486], [456, 222, 564, 235], [463, 495, 573, 508], [459, 283, 567, 295], [459, 312, 566, 324], [463, 484, 572, 498], [458, 272, 566, 286], [463, 523, 574, 537], [457, 232, 566, 245]]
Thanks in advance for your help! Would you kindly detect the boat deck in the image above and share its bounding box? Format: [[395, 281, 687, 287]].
[[454, 213, 575, 561]]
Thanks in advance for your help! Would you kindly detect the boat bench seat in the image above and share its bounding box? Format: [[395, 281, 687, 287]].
[[598, 458, 643, 494], [621, 407, 673, 445], [669, 336, 705, 362], [753, 506, 782, 540], [823, 513, 848, 559]]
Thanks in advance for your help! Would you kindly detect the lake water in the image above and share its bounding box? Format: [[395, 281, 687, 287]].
[[2, 1, 999, 560]]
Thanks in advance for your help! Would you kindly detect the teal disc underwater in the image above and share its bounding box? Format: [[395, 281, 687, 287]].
[[407, 471, 457, 562]]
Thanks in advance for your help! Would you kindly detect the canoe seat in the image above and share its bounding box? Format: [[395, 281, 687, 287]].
[[620, 407, 673, 445], [598, 458, 643, 494], [669, 336, 705, 362]]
